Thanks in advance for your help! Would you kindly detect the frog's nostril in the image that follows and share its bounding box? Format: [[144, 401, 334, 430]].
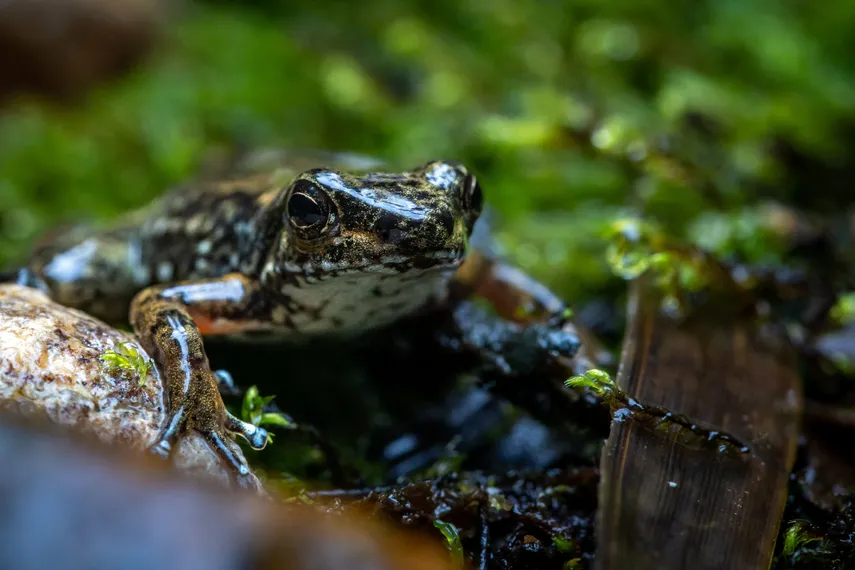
[[377, 213, 407, 244]]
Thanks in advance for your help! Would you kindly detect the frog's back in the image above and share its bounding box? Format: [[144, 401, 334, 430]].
[[134, 172, 279, 284], [15, 165, 287, 323]]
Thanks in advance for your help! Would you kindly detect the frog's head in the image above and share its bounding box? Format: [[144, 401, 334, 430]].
[[260, 160, 482, 333], [274, 160, 482, 279]]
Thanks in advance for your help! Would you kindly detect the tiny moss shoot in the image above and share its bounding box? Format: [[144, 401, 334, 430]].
[[831, 293, 855, 326], [829, 352, 855, 376], [281, 489, 316, 505], [819, 293, 855, 374], [423, 439, 465, 478], [99, 342, 153, 387], [241, 385, 295, 445], [782, 520, 822, 557], [434, 519, 464, 569], [552, 535, 575, 553], [566, 369, 617, 403], [487, 492, 514, 512]]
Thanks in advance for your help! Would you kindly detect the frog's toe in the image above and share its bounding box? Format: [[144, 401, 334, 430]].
[[226, 412, 269, 450], [148, 411, 186, 458], [149, 437, 173, 458], [202, 427, 262, 491]]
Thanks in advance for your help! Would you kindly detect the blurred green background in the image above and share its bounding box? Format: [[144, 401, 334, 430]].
[[2, 0, 855, 306]]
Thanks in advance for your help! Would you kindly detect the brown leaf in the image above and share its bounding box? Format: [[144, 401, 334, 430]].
[[596, 275, 803, 570]]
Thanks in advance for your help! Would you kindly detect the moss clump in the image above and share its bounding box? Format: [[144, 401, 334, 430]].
[[99, 342, 153, 386]]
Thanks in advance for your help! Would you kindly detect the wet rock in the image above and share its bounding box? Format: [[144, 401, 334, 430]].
[[0, 283, 259, 489]]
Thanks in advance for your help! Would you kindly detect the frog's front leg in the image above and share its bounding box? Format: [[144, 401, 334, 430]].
[[436, 301, 610, 437], [452, 250, 610, 373], [454, 252, 567, 323], [129, 273, 272, 488]]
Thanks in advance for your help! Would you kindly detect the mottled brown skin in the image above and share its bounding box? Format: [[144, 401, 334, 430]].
[[4, 149, 579, 487]]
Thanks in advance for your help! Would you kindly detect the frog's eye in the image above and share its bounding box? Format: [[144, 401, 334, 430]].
[[464, 174, 483, 215], [289, 194, 324, 227], [287, 180, 333, 236]]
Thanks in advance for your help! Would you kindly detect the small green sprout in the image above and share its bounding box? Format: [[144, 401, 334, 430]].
[[433, 519, 464, 569], [563, 559, 582, 569], [552, 535, 575, 553], [565, 369, 615, 399], [484, 486, 513, 512], [100, 342, 153, 386], [831, 292, 855, 326], [281, 489, 316, 505], [782, 520, 821, 556], [241, 385, 295, 445], [834, 355, 855, 375], [424, 438, 464, 478]]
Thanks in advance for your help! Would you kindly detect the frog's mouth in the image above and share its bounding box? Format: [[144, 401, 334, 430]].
[[283, 248, 465, 277]]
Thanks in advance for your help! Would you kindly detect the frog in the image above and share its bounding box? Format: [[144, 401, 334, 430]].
[[2, 148, 590, 489]]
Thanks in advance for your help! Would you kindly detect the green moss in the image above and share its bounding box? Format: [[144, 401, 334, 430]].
[[566, 369, 616, 399], [240, 385, 295, 445], [687, 206, 788, 264], [831, 293, 855, 326], [99, 342, 154, 386], [553, 535, 576, 553], [783, 521, 822, 557], [433, 519, 465, 569]]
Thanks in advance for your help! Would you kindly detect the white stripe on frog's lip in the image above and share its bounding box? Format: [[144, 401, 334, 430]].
[[282, 250, 464, 276]]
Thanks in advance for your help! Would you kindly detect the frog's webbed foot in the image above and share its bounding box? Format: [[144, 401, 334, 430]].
[[451, 250, 611, 372], [225, 412, 269, 449], [213, 370, 269, 446], [437, 301, 610, 437], [145, 392, 268, 489], [199, 427, 263, 490], [130, 274, 273, 490]]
